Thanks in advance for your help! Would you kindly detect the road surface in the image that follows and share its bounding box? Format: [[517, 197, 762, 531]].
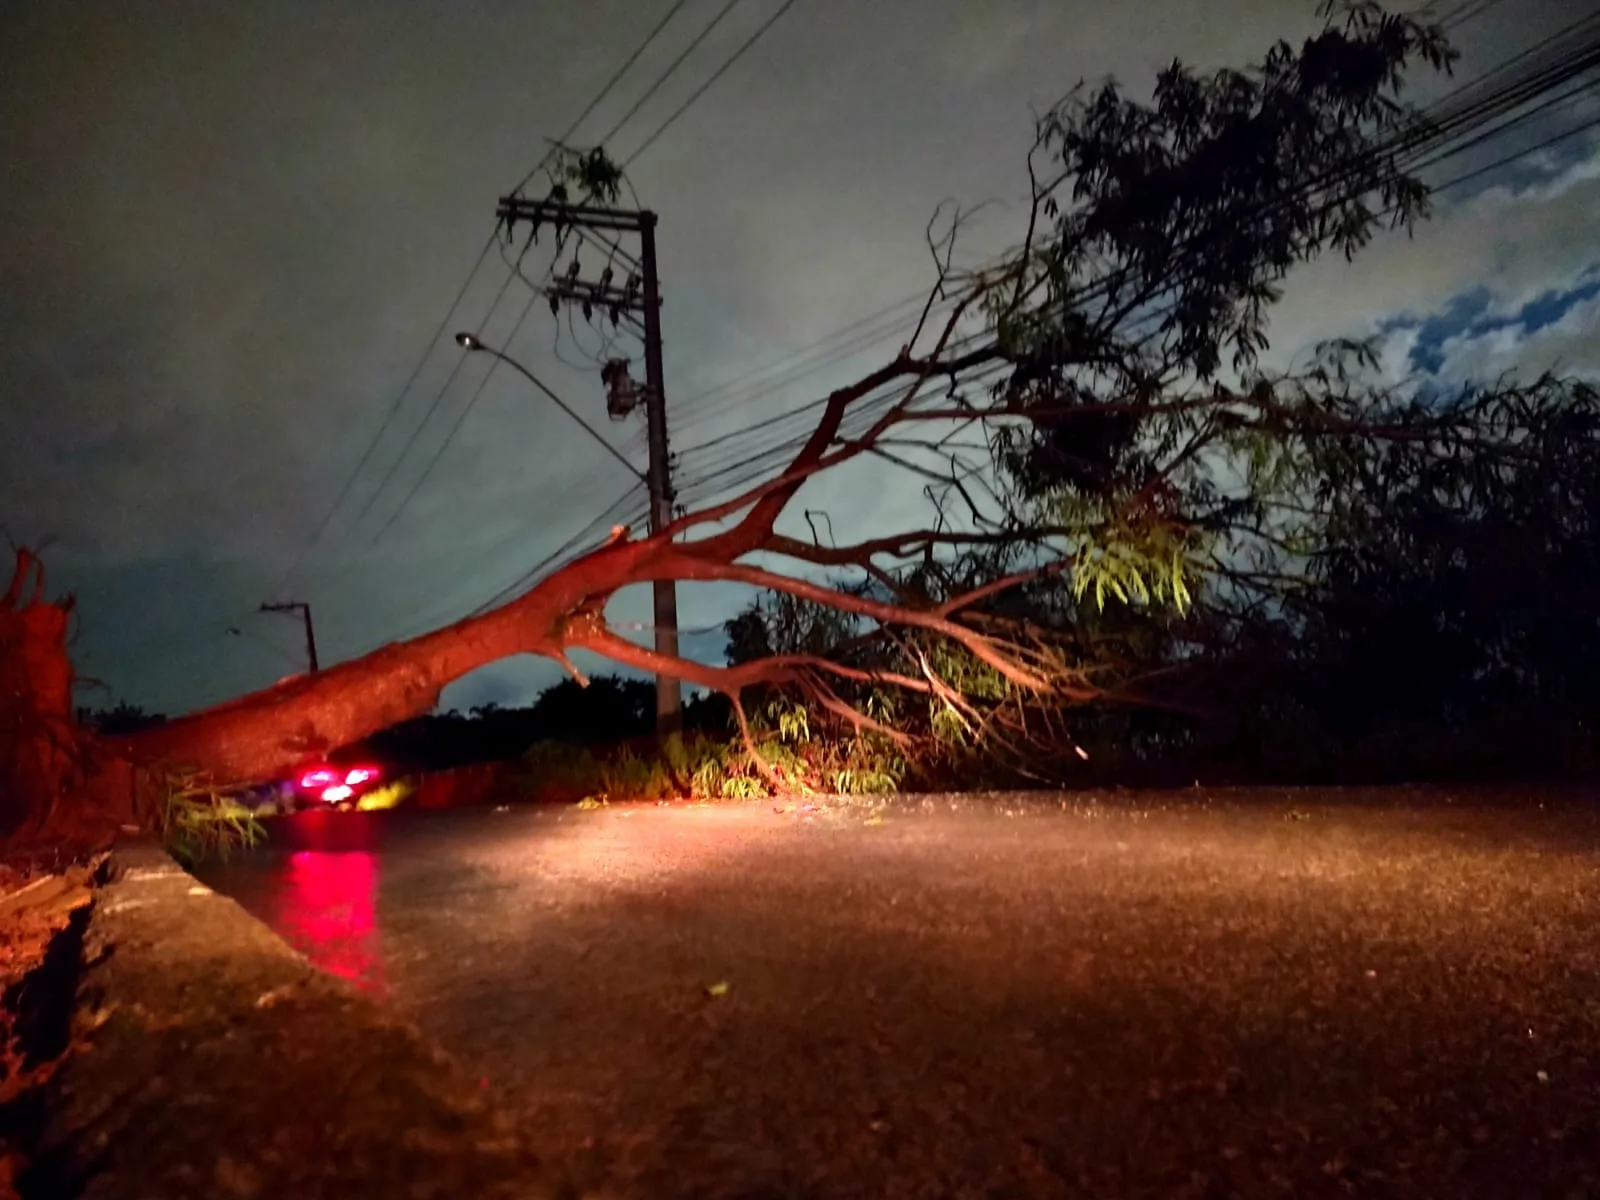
[[201, 789, 1600, 1198]]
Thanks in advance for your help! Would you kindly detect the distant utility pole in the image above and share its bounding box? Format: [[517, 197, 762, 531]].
[[259, 601, 319, 674], [494, 195, 682, 737]]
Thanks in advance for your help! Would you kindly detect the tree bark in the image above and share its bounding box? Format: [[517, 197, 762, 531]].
[[118, 556, 586, 785]]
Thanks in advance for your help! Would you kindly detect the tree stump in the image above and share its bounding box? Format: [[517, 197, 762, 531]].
[[0, 550, 133, 850]]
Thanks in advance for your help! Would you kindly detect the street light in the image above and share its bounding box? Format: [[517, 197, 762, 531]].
[[453, 332, 646, 485]]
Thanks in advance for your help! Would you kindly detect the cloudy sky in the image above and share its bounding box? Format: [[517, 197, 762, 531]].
[[2, 0, 1594, 718]]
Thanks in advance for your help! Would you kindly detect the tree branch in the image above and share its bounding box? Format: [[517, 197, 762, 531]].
[[656, 556, 1051, 691]]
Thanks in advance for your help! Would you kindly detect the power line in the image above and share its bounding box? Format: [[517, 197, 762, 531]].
[[1423, 106, 1600, 190], [282, 6, 708, 597], [1434, 12, 1600, 115], [673, 295, 970, 447], [348, 476, 649, 653], [593, 0, 746, 151], [367, 285, 547, 548], [669, 63, 1600, 508], [510, 0, 697, 195], [364, 1, 809, 633], [665, 9, 1600, 452], [467, 484, 652, 619], [459, 334, 648, 483], [271, 228, 500, 600], [358, 2, 730, 561], [1433, 0, 1510, 31], [673, 300, 988, 473], [375, 484, 649, 645], [1408, 70, 1599, 175], [678, 100, 1599, 506], [671, 291, 951, 431], [624, 0, 801, 165], [660, 19, 1585, 449], [346, 253, 529, 541]]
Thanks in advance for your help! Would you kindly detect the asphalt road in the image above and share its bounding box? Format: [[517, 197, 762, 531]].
[[200, 788, 1600, 1198]]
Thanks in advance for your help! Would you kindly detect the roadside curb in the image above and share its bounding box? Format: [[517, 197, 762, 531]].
[[25, 840, 561, 1199]]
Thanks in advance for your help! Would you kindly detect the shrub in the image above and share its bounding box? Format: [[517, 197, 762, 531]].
[[518, 712, 913, 807], [157, 768, 265, 865]]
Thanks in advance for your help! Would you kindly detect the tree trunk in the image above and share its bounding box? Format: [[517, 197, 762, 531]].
[[112, 527, 695, 786], [118, 587, 571, 786]]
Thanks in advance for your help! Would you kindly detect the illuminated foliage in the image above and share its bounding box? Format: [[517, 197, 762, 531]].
[[157, 767, 265, 866]]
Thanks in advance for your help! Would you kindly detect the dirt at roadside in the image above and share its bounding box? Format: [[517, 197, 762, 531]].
[[0, 858, 100, 1199]]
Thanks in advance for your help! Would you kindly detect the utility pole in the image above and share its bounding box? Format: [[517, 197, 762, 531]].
[[259, 601, 319, 674], [494, 195, 682, 737], [637, 213, 682, 738]]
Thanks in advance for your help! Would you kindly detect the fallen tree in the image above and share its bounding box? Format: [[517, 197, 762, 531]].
[[29, 2, 1476, 798]]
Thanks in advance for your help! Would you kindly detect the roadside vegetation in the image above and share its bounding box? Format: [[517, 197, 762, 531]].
[[154, 768, 265, 866]]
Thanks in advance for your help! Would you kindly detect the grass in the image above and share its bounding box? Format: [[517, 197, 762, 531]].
[[521, 702, 912, 809], [156, 769, 265, 866]]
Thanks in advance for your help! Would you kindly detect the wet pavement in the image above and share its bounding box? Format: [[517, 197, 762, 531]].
[[199, 789, 1600, 1198]]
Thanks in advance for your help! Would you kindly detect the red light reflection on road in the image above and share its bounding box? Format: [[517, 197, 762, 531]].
[[271, 850, 384, 993]]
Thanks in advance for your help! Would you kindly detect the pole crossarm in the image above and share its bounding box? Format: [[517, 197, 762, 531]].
[[259, 601, 320, 673], [496, 196, 654, 236], [545, 279, 650, 313]]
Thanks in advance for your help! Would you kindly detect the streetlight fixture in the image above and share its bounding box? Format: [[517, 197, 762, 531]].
[[453, 332, 646, 485]]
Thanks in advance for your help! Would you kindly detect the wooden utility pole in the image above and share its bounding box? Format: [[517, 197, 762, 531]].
[[259, 601, 319, 673], [636, 212, 682, 737], [494, 195, 682, 736]]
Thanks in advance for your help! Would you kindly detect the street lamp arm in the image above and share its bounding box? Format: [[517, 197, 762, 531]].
[[454, 333, 648, 486]]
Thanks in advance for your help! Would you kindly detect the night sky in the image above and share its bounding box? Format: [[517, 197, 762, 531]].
[[2, 0, 1594, 719]]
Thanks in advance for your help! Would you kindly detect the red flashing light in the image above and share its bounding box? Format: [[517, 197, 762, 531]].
[[297, 762, 382, 805]]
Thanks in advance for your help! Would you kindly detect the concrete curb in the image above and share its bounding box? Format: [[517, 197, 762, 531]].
[[25, 841, 563, 1200]]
